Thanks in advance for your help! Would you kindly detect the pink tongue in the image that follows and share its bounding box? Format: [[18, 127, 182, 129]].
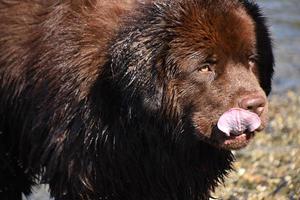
[[217, 108, 261, 136]]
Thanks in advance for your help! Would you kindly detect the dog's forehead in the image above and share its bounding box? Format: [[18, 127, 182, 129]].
[[171, 4, 257, 57], [220, 8, 257, 53], [204, 8, 255, 52]]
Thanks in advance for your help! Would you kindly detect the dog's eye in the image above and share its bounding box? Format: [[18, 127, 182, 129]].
[[248, 55, 258, 68], [248, 59, 255, 66], [197, 64, 212, 73]]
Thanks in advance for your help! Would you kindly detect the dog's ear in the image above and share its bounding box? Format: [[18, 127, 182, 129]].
[[103, 7, 175, 114], [243, 1, 275, 95]]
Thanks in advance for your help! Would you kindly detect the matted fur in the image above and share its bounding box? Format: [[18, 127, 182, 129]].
[[0, 0, 274, 199]]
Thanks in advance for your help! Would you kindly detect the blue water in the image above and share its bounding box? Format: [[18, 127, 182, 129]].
[[260, 0, 300, 93]]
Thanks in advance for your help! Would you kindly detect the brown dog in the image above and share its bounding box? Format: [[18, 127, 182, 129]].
[[0, 0, 274, 199]]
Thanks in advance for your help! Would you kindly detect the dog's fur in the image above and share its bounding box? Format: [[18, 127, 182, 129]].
[[0, 0, 274, 199]]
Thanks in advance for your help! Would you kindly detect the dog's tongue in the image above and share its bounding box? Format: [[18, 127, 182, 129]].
[[217, 108, 261, 136]]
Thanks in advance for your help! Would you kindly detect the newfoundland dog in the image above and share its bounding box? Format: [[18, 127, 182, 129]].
[[0, 0, 274, 199]]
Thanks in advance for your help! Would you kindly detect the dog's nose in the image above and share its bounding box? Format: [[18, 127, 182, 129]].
[[238, 95, 266, 116]]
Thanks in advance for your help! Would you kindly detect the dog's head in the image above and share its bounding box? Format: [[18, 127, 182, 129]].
[[109, 0, 274, 150]]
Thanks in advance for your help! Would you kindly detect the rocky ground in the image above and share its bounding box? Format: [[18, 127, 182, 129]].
[[213, 90, 300, 200]]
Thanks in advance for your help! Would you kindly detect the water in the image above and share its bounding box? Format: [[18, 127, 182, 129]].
[[260, 0, 300, 93]]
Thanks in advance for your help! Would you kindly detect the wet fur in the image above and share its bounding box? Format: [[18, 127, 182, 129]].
[[0, 0, 273, 199]]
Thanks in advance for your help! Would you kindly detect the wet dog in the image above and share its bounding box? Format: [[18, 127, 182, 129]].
[[0, 0, 274, 199]]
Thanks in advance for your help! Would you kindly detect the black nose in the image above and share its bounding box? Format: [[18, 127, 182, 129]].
[[238, 95, 266, 116]]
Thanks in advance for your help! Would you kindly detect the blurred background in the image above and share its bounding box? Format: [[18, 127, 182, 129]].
[[24, 0, 300, 199]]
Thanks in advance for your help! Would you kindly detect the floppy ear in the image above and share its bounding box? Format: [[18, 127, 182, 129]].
[[98, 2, 186, 115], [243, 1, 275, 95], [105, 23, 169, 113]]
